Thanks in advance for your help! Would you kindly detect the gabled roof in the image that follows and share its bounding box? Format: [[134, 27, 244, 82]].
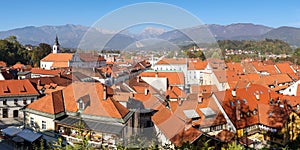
[[41, 53, 73, 62], [226, 62, 244, 74], [0, 79, 39, 96], [29, 75, 73, 87], [30, 68, 64, 75], [213, 70, 227, 83], [27, 90, 65, 115], [254, 73, 292, 87], [188, 59, 207, 70], [170, 127, 203, 147], [217, 84, 289, 129], [62, 82, 128, 119], [275, 63, 295, 74], [166, 86, 187, 99]]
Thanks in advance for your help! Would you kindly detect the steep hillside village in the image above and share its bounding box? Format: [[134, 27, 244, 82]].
[[1, 37, 300, 149]]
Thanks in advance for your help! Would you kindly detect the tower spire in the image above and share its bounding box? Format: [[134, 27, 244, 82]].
[[53, 34, 60, 53]]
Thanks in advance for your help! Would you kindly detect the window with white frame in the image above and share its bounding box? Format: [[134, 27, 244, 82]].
[[42, 121, 46, 130], [30, 117, 34, 126]]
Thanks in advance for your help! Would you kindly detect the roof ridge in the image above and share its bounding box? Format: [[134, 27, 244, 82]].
[[108, 97, 129, 118]]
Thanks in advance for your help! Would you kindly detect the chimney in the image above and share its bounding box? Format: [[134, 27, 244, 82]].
[[58, 72, 61, 78], [155, 71, 158, 78], [232, 89, 236, 97], [137, 76, 140, 83], [38, 80, 41, 86], [144, 88, 148, 96], [103, 86, 107, 100], [168, 86, 172, 91]]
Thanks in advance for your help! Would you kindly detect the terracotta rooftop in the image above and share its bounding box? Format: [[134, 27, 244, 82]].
[[41, 53, 73, 62], [226, 62, 244, 74], [30, 68, 64, 75], [0, 79, 39, 97], [188, 59, 208, 70], [26, 90, 65, 115], [275, 63, 295, 74], [170, 127, 203, 147], [216, 84, 289, 129], [27, 82, 128, 119]]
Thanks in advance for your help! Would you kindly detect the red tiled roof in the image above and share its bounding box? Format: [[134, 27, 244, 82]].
[[254, 74, 292, 87], [0, 61, 7, 67], [188, 59, 208, 70], [0, 79, 39, 96], [213, 70, 227, 83], [31, 68, 64, 75], [226, 62, 244, 74], [215, 129, 235, 143], [27, 90, 64, 115], [12, 63, 26, 69], [276, 63, 295, 74], [166, 86, 187, 99], [62, 82, 129, 119], [217, 84, 289, 129], [170, 127, 202, 147], [41, 53, 73, 62]]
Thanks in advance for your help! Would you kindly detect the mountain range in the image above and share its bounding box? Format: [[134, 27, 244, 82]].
[[0, 23, 299, 49]]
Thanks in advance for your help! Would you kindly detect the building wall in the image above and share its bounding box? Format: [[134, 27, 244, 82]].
[[25, 112, 55, 132], [141, 77, 167, 92], [40, 61, 54, 70], [282, 80, 300, 96], [0, 96, 38, 118], [211, 72, 229, 91]]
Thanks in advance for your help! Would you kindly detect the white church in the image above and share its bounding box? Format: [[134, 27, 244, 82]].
[[40, 36, 106, 70]]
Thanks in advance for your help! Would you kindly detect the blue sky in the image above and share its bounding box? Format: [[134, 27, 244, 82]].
[[1, 0, 299, 31]]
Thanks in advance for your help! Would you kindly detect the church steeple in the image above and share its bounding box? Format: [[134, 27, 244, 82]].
[[53, 35, 60, 54]]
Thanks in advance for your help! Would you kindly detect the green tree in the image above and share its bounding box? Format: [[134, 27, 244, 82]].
[[222, 142, 245, 150]]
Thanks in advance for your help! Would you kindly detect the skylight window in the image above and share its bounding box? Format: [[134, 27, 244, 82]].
[[183, 109, 200, 119], [230, 101, 235, 106], [199, 107, 216, 118]]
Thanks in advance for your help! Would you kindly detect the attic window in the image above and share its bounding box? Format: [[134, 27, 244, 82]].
[[78, 100, 84, 110], [76, 95, 90, 111], [253, 109, 257, 115], [236, 100, 241, 105], [3, 86, 10, 93], [242, 99, 247, 104], [20, 85, 26, 92]]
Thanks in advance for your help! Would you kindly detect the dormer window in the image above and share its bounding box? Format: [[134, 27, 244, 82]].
[[253, 109, 257, 115], [78, 100, 84, 110], [76, 95, 90, 111]]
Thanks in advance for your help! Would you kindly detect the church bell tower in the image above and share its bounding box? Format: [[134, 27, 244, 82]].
[[52, 35, 60, 54]]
